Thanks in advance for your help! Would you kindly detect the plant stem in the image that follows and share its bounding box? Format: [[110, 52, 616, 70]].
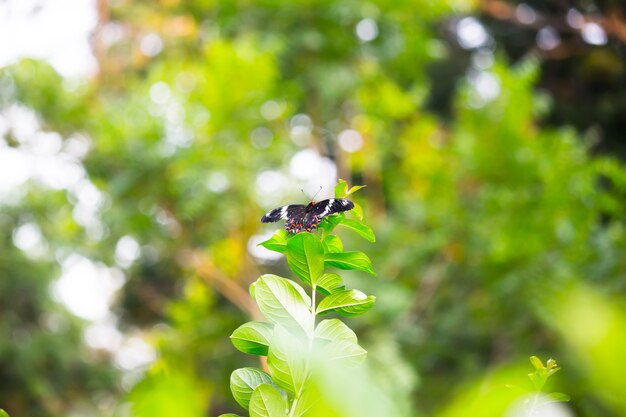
[[312, 284, 317, 316], [526, 392, 541, 417], [289, 285, 317, 417], [288, 395, 299, 417]]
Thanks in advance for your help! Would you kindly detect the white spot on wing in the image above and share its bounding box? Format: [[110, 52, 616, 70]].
[[321, 199, 334, 217], [280, 206, 288, 219]]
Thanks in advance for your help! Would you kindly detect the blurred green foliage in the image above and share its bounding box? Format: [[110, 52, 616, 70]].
[[1, 0, 626, 416], [0, 205, 118, 416]]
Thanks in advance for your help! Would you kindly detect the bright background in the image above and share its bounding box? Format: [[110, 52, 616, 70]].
[[1, 0, 626, 416]]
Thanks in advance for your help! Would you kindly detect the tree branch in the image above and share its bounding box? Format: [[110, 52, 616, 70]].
[[183, 250, 262, 321], [480, 0, 626, 45]]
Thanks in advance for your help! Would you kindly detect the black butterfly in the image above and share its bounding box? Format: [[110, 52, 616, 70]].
[[261, 198, 354, 233]]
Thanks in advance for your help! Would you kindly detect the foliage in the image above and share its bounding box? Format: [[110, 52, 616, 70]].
[[436, 356, 570, 417], [222, 182, 375, 416], [551, 286, 626, 415], [518, 356, 571, 416], [1, 1, 626, 417], [0, 206, 119, 417]]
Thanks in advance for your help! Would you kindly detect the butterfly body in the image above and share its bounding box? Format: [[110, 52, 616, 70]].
[[261, 198, 354, 233]]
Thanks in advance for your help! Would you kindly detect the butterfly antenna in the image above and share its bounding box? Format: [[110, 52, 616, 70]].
[[311, 186, 323, 202], [301, 186, 323, 202]]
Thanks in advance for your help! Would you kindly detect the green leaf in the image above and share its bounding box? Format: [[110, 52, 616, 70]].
[[351, 202, 364, 220], [249, 384, 288, 417], [322, 235, 343, 253], [346, 184, 366, 196], [329, 180, 367, 222], [291, 386, 320, 417], [318, 339, 367, 365], [318, 213, 345, 236], [315, 273, 344, 296], [546, 366, 561, 377], [528, 372, 546, 390], [253, 275, 313, 337], [267, 325, 309, 395], [250, 280, 257, 300], [529, 356, 544, 370], [545, 358, 560, 376], [314, 319, 357, 344], [334, 180, 365, 198], [285, 280, 312, 306], [0, 410, 9, 417], [230, 368, 275, 410], [334, 179, 349, 198], [316, 290, 376, 317], [230, 322, 274, 356], [286, 233, 325, 286], [258, 230, 288, 253], [324, 251, 375, 275], [338, 218, 376, 242], [547, 392, 571, 402]]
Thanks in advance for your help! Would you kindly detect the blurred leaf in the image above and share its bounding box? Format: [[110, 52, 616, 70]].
[[334, 180, 349, 198], [230, 321, 274, 356], [547, 392, 570, 402], [129, 372, 207, 417], [318, 340, 367, 365], [528, 372, 545, 391], [267, 325, 309, 395], [334, 180, 366, 198], [315, 273, 345, 296], [324, 252, 375, 275], [286, 233, 325, 286], [0, 410, 8, 417], [338, 219, 376, 242], [250, 280, 257, 300], [259, 230, 289, 253], [230, 368, 275, 410], [351, 202, 364, 221], [551, 287, 626, 413], [253, 275, 313, 337], [316, 290, 375, 317], [314, 319, 358, 344], [291, 386, 321, 417], [437, 364, 533, 417], [249, 384, 289, 417], [529, 356, 544, 370], [346, 185, 366, 196], [305, 354, 409, 417]]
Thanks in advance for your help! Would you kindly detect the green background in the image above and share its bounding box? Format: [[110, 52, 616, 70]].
[[1, 0, 626, 416]]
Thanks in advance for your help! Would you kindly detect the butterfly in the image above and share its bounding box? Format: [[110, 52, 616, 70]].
[[261, 198, 354, 233]]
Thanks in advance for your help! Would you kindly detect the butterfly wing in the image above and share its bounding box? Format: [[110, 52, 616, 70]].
[[311, 198, 354, 218], [304, 198, 354, 230], [261, 205, 306, 223], [261, 199, 353, 233]]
